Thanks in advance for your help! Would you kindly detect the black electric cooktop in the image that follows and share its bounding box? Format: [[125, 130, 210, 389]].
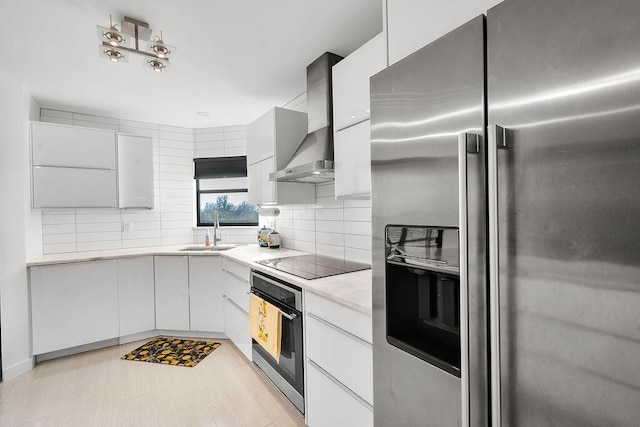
[[255, 254, 371, 280]]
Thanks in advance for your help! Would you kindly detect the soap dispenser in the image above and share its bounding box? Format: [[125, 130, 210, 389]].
[[205, 228, 211, 246]]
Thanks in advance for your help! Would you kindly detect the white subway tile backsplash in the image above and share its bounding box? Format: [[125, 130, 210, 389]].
[[225, 147, 247, 156], [42, 224, 76, 235], [75, 213, 121, 223], [344, 199, 371, 208], [316, 232, 344, 246], [345, 234, 371, 250], [345, 221, 372, 236], [76, 231, 121, 243], [316, 243, 345, 259], [315, 208, 343, 221], [293, 240, 316, 253], [344, 207, 372, 222], [294, 229, 316, 243], [293, 209, 315, 221], [43, 233, 76, 244], [118, 119, 158, 130], [122, 229, 162, 240], [42, 214, 75, 225], [76, 222, 121, 233], [73, 113, 118, 125], [293, 219, 315, 232], [77, 240, 122, 252], [73, 120, 119, 131], [345, 247, 372, 264], [316, 220, 344, 234], [122, 238, 162, 248], [43, 242, 76, 254]]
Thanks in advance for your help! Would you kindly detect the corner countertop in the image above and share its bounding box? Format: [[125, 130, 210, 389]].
[[26, 244, 373, 316]]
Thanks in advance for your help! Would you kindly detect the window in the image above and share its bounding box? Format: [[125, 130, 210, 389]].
[[194, 157, 258, 226]]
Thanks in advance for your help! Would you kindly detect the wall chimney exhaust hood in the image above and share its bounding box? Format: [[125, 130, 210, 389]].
[[269, 52, 343, 183]]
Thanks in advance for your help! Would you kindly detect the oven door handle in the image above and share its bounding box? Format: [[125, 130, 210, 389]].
[[280, 311, 297, 321], [250, 289, 300, 321]]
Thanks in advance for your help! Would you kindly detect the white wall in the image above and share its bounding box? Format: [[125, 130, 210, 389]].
[[0, 73, 39, 380], [39, 109, 196, 254], [386, 0, 503, 65]]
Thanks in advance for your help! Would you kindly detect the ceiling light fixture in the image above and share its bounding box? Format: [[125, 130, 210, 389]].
[[97, 16, 175, 72]]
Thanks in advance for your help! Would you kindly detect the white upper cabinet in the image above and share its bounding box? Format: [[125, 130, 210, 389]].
[[386, 0, 502, 65], [246, 107, 307, 167], [31, 121, 118, 208], [32, 166, 117, 208], [332, 33, 387, 131], [31, 121, 116, 169], [332, 33, 387, 199], [246, 107, 315, 205], [117, 134, 154, 209], [334, 120, 372, 199]]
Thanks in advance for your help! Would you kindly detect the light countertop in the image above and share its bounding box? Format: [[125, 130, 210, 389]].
[[27, 244, 373, 316]]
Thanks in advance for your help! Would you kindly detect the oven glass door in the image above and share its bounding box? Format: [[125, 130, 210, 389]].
[[251, 288, 304, 396]]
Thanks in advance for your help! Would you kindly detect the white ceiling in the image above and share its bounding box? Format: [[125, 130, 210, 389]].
[[2, 0, 382, 128]]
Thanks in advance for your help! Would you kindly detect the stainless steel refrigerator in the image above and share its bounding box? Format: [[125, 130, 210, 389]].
[[371, 0, 640, 426]]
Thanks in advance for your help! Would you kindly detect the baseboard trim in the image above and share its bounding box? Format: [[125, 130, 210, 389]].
[[36, 338, 120, 363], [2, 357, 36, 382]]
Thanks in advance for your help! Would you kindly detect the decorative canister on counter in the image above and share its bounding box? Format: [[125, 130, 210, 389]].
[[267, 230, 281, 249], [257, 226, 272, 247]]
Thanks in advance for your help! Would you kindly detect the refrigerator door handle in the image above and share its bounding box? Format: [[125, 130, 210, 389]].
[[488, 125, 507, 427], [458, 132, 480, 427]]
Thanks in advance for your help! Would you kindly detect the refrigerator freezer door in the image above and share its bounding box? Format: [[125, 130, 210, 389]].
[[488, 0, 640, 425], [371, 15, 487, 427]]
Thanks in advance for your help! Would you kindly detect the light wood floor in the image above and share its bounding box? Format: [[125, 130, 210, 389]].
[[0, 339, 306, 427]]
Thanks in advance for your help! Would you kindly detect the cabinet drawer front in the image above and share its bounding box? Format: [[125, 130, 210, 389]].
[[223, 297, 252, 360], [221, 258, 251, 283], [305, 291, 372, 343], [223, 270, 250, 312], [32, 122, 116, 169], [306, 313, 373, 405], [306, 360, 373, 427], [33, 166, 117, 208]]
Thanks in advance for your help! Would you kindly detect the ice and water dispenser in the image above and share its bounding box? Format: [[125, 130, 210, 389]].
[[385, 225, 461, 377]]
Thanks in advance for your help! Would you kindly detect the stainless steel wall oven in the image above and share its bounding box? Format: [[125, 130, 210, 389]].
[[250, 270, 304, 414]]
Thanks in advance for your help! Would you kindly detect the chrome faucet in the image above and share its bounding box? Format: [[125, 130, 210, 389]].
[[213, 211, 222, 247]]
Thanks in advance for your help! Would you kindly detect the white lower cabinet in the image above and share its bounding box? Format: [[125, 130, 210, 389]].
[[304, 291, 374, 427], [223, 297, 252, 360], [154, 256, 190, 330], [118, 257, 155, 336], [189, 256, 224, 332], [221, 258, 252, 360], [306, 361, 373, 427], [31, 260, 119, 355]]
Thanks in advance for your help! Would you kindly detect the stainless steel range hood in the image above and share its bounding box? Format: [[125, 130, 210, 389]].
[[269, 52, 343, 183]]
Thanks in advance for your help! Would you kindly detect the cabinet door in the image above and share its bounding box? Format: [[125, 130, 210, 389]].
[[248, 157, 276, 205], [32, 166, 117, 208], [332, 33, 387, 131], [247, 109, 275, 165], [223, 296, 252, 361], [306, 313, 373, 405], [222, 268, 250, 313], [31, 260, 119, 355], [306, 360, 373, 427], [31, 122, 116, 169], [117, 134, 154, 209], [334, 120, 371, 199], [154, 256, 190, 330], [189, 256, 224, 332], [118, 257, 155, 336]]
